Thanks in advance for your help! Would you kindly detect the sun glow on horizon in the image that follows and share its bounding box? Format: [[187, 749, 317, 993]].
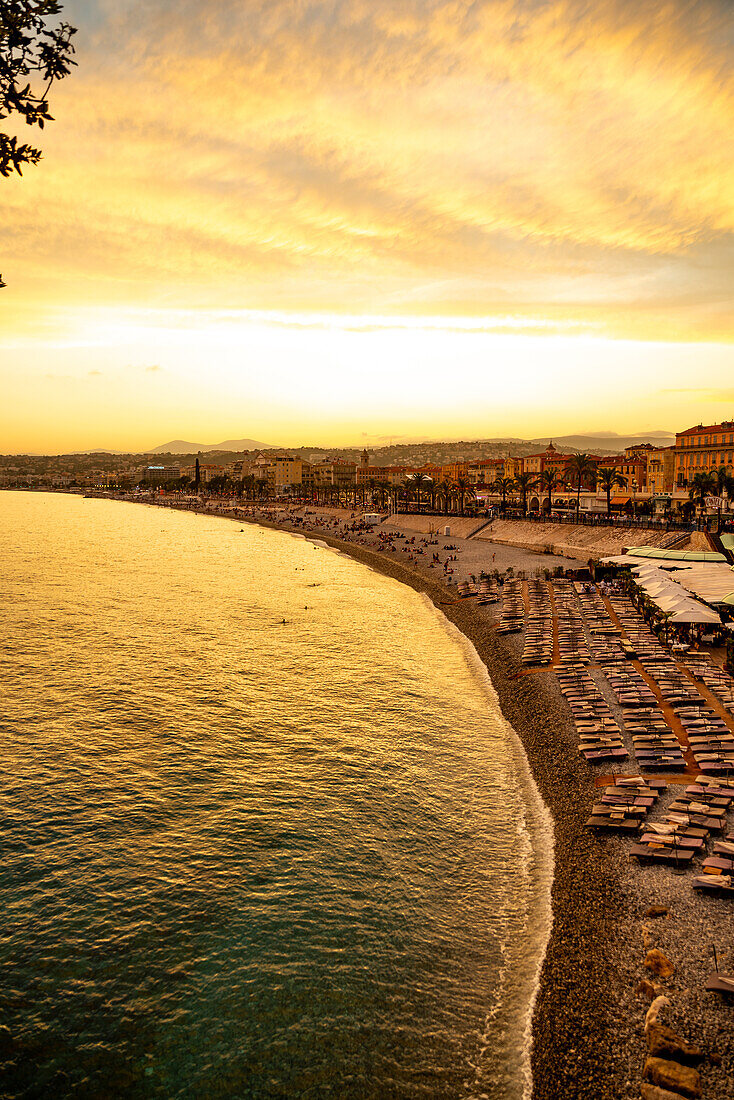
[[2, 305, 734, 453], [1, 0, 733, 451]]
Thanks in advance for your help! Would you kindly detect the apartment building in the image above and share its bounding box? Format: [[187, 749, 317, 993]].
[[311, 458, 357, 488], [406, 463, 442, 483], [646, 446, 675, 495], [522, 441, 566, 476], [141, 465, 181, 482], [674, 421, 734, 489], [439, 461, 468, 483], [356, 464, 409, 486], [597, 449, 647, 491], [178, 463, 226, 483], [266, 455, 303, 492], [522, 441, 600, 489], [466, 458, 505, 486]]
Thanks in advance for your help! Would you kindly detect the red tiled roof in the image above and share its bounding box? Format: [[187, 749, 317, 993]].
[[677, 422, 734, 437]]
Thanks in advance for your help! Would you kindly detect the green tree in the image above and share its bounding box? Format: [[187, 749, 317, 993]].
[[714, 464, 734, 497], [435, 478, 453, 514], [536, 468, 558, 515], [513, 471, 537, 515], [565, 453, 597, 516], [453, 476, 475, 516], [596, 467, 628, 517], [493, 475, 515, 515], [1, 1, 77, 286], [207, 474, 233, 495], [689, 470, 716, 511], [405, 472, 432, 511]]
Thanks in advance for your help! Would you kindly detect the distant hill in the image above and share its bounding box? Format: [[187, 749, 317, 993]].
[[150, 438, 276, 454], [526, 432, 674, 453]]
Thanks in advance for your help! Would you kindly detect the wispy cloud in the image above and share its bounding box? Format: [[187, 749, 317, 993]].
[[0, 0, 731, 342]]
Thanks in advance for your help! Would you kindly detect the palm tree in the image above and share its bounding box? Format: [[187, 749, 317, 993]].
[[714, 464, 734, 498], [596, 467, 628, 517], [536, 469, 558, 515], [364, 477, 378, 508], [435, 479, 453, 514], [453, 476, 475, 516], [208, 474, 233, 496], [493, 475, 515, 515], [689, 470, 716, 510], [513, 472, 537, 515], [375, 480, 389, 511], [407, 472, 432, 512], [565, 453, 597, 516]]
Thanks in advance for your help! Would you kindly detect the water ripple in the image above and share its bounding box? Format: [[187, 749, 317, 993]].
[[0, 493, 551, 1099]]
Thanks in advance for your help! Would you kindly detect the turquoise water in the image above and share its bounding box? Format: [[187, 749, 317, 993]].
[[0, 492, 552, 1099]]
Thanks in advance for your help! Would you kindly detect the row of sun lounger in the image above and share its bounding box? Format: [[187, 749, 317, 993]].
[[497, 579, 523, 635], [643, 658, 734, 776], [576, 585, 626, 666], [476, 578, 501, 605], [599, 596, 734, 774], [522, 580, 553, 666], [683, 655, 734, 716], [586, 776, 666, 831], [587, 773, 734, 894], [572, 594, 684, 770], [609, 596, 667, 662], [554, 582, 591, 666], [633, 779, 734, 869], [557, 665, 626, 761]]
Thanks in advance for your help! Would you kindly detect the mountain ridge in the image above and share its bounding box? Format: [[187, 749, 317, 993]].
[[150, 438, 276, 453]]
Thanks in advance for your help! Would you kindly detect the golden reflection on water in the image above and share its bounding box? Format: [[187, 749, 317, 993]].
[[0, 492, 550, 1099]]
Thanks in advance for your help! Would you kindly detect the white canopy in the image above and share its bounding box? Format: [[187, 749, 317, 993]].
[[602, 551, 734, 611], [669, 605, 722, 625], [601, 552, 728, 624]]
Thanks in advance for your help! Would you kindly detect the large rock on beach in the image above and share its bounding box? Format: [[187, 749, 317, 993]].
[[637, 979, 662, 1001], [641, 1085, 694, 1100], [646, 1023, 704, 1065], [644, 949, 675, 978], [644, 905, 669, 919], [643, 1057, 701, 1098]]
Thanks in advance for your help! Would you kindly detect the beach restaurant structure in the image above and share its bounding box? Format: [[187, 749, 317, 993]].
[[602, 549, 734, 627]]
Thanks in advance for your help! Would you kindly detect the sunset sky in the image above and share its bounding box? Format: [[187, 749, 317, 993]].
[[2, 0, 733, 452]]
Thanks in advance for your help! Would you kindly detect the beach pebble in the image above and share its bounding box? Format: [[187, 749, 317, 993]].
[[644, 949, 675, 978], [643, 1057, 701, 1098]]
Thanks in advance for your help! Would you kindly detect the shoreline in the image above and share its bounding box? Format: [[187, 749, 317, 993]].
[[154, 500, 631, 1098], [46, 492, 734, 1096]]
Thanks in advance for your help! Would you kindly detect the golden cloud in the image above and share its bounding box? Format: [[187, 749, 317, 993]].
[[1, 0, 733, 340]]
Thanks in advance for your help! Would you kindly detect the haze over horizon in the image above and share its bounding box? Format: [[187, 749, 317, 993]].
[[2, 0, 733, 452]]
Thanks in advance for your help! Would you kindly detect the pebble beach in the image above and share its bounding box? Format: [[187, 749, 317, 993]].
[[124, 496, 734, 1097]]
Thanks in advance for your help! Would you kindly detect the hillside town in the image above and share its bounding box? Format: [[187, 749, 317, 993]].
[[3, 420, 734, 523]]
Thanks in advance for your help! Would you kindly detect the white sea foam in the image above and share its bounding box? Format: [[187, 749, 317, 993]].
[[418, 594, 555, 1100]]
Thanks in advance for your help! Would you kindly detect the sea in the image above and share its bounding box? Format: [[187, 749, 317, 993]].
[[0, 491, 553, 1099]]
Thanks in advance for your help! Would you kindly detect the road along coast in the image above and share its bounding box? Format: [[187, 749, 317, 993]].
[[105, 495, 734, 1099]]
